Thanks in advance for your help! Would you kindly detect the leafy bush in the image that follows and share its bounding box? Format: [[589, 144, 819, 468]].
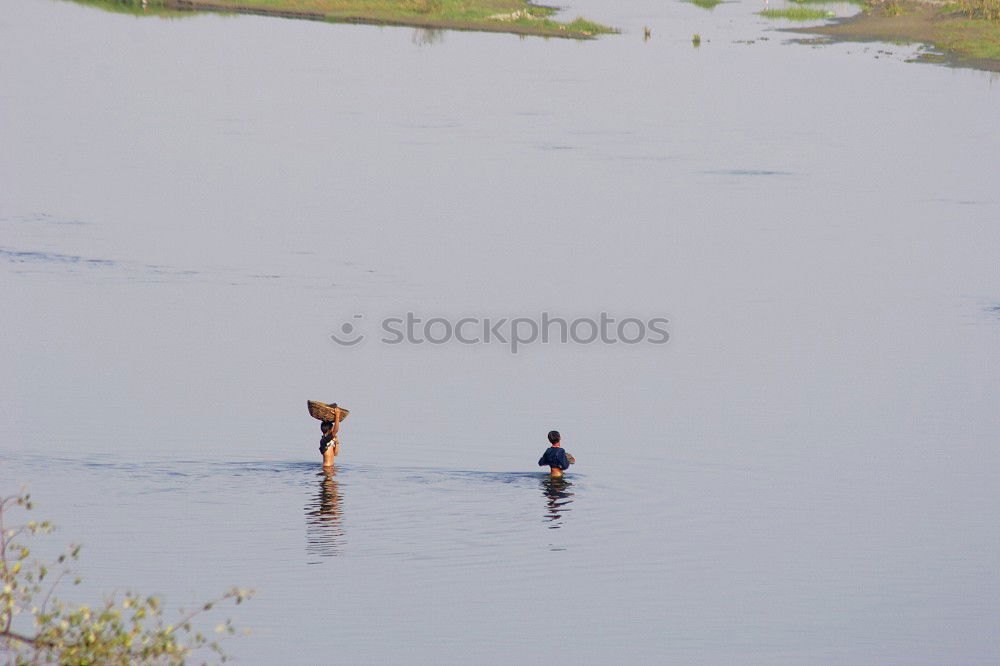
[[1, 492, 253, 665]]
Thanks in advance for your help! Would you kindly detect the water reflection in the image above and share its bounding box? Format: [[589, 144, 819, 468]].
[[305, 469, 344, 559], [412, 28, 445, 47], [540, 477, 574, 529]]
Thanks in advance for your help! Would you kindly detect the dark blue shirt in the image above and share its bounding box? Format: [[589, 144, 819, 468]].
[[538, 446, 570, 470]]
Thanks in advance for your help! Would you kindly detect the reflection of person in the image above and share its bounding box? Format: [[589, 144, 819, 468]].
[[319, 406, 342, 468], [306, 469, 344, 558], [541, 477, 574, 528], [538, 430, 574, 478]]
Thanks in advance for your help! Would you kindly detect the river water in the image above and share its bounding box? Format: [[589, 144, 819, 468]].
[[2, 0, 1000, 663]]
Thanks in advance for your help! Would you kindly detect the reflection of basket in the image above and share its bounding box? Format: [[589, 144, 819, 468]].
[[307, 401, 349, 422]]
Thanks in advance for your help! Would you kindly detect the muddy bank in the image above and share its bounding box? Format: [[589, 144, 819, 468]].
[[795, 1, 1000, 71]]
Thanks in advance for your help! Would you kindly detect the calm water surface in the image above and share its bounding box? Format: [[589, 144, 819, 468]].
[[2, 0, 1000, 663]]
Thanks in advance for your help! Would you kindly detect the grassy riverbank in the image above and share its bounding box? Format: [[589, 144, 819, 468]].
[[73, 0, 616, 39], [793, 0, 1000, 69]]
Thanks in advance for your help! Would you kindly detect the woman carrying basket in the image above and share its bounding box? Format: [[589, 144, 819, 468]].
[[308, 401, 349, 468]]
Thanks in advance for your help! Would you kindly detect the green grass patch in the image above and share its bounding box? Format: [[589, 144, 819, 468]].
[[536, 16, 618, 35], [802, 0, 1000, 69], [63, 0, 617, 38], [952, 0, 1000, 20], [759, 6, 835, 19], [790, 0, 865, 6], [938, 19, 1000, 56], [684, 0, 725, 10], [947, 35, 1000, 56], [65, 0, 189, 16]]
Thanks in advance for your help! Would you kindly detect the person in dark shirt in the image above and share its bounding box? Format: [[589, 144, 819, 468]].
[[538, 430, 574, 478]]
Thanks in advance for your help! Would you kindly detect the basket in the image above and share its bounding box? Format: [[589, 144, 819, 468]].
[[307, 400, 350, 422]]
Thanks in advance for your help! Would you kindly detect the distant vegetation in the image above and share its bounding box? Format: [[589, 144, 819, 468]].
[[921, 0, 1000, 59], [67, 0, 617, 39], [0, 491, 253, 665], [798, 0, 1000, 66], [790, 0, 866, 5], [684, 0, 725, 11], [950, 0, 1000, 20], [759, 6, 835, 19], [67, 0, 187, 15], [755, 0, 1000, 65]]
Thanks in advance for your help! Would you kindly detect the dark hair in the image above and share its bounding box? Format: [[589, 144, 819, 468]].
[[547, 430, 560, 444], [321, 420, 334, 433]]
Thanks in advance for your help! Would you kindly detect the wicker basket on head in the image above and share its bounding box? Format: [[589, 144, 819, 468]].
[[307, 400, 349, 422]]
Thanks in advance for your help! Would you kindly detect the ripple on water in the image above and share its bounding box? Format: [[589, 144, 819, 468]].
[[3, 455, 593, 566], [0, 247, 116, 266], [2, 453, 631, 662], [702, 169, 797, 176]]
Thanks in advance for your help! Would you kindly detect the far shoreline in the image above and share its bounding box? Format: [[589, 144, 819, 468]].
[[789, 0, 1000, 72], [115, 0, 619, 40]]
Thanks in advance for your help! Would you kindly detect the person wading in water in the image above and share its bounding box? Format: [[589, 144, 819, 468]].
[[538, 430, 575, 478], [319, 406, 342, 468]]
